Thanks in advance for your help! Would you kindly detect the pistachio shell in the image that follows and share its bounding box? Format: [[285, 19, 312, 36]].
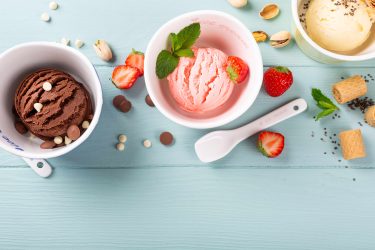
[[270, 31, 291, 48], [252, 31, 268, 43], [259, 3, 280, 20], [93, 40, 113, 61]]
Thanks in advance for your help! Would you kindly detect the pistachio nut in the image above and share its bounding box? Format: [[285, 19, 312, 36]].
[[270, 31, 291, 48], [252, 31, 268, 43], [259, 3, 280, 20], [227, 0, 248, 8], [93, 40, 113, 61]]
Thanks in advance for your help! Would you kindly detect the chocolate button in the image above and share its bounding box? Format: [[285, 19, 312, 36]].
[[160, 131, 174, 146], [14, 121, 28, 135], [67, 124, 81, 140], [113, 95, 132, 113], [40, 141, 56, 149], [145, 94, 155, 107]]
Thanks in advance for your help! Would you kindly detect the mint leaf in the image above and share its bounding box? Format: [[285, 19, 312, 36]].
[[311, 88, 339, 121], [174, 48, 194, 58], [177, 23, 201, 49], [169, 33, 179, 53], [315, 109, 336, 121], [156, 50, 179, 79]]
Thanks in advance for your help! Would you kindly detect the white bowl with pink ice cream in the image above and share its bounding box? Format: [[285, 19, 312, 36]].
[[144, 10, 263, 129]]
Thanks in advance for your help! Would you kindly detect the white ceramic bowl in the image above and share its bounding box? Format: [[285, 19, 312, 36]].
[[144, 10, 263, 129], [0, 42, 103, 159], [292, 0, 375, 64]]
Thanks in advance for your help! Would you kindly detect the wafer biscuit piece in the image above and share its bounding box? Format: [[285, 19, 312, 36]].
[[339, 129, 366, 160], [365, 105, 375, 127], [332, 75, 367, 104]]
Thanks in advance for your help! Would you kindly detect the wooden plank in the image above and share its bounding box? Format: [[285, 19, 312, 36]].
[[0, 168, 374, 249], [0, 66, 373, 168], [0, 0, 374, 68]]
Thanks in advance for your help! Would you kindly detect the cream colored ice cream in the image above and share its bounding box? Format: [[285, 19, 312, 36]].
[[306, 0, 373, 52], [167, 48, 234, 113]]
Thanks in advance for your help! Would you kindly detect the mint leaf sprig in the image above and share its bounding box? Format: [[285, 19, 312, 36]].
[[156, 23, 201, 79], [311, 88, 339, 121]]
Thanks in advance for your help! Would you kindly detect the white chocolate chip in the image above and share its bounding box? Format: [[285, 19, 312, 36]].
[[82, 120, 90, 129], [54, 136, 63, 145], [61, 37, 70, 46], [33, 103, 43, 112], [64, 136, 72, 145], [41, 12, 50, 22], [143, 139, 152, 148], [118, 134, 127, 143], [42, 81, 52, 91], [75, 39, 84, 48], [49, 1, 58, 10], [116, 143, 125, 151]]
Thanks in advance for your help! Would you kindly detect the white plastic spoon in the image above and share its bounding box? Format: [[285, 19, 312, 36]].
[[22, 158, 53, 178], [195, 98, 308, 163]]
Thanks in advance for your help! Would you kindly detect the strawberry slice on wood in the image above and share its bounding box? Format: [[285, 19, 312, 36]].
[[111, 65, 140, 89], [125, 49, 144, 76], [257, 131, 285, 158]]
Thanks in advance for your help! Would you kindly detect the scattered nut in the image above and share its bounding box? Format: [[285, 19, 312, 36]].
[[54, 136, 63, 145], [40, 141, 56, 149], [33, 103, 43, 112], [160, 132, 174, 146], [145, 94, 155, 107], [82, 120, 90, 129], [42, 81, 52, 91], [143, 139, 152, 148], [40, 12, 50, 22], [64, 136, 72, 145], [116, 143, 125, 151], [118, 134, 127, 143], [61, 37, 70, 46], [259, 3, 280, 20], [227, 0, 248, 8], [67, 125, 80, 140], [270, 31, 291, 48], [252, 31, 269, 43], [49, 1, 58, 10], [93, 40, 113, 61], [75, 39, 84, 48]]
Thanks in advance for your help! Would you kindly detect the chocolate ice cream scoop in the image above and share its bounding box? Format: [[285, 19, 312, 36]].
[[14, 68, 92, 140]]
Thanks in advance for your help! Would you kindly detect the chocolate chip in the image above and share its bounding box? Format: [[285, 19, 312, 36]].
[[160, 131, 174, 146], [113, 95, 131, 113], [67, 124, 80, 140], [145, 94, 155, 107], [40, 141, 56, 149], [14, 121, 28, 134]]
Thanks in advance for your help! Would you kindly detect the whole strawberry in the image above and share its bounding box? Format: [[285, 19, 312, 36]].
[[263, 66, 293, 97]]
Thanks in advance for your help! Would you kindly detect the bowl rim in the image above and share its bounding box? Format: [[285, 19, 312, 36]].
[[291, 0, 375, 62], [0, 41, 103, 159], [144, 10, 263, 129]]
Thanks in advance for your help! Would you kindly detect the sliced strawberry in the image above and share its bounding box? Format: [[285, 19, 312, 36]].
[[257, 131, 285, 158], [226, 56, 249, 84], [111, 65, 140, 89], [125, 49, 144, 76]]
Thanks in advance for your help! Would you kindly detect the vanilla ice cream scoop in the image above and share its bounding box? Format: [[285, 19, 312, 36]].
[[306, 0, 373, 52]]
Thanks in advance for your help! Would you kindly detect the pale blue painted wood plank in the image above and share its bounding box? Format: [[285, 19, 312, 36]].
[[0, 0, 374, 68], [0, 168, 374, 250], [0, 66, 373, 168]]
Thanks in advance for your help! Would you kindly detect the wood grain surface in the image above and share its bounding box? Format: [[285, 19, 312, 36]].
[[0, 0, 374, 249]]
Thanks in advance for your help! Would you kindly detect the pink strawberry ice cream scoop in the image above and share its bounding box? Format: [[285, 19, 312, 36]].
[[167, 48, 234, 113]]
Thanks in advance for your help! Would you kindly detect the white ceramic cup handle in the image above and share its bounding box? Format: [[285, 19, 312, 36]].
[[22, 158, 53, 178], [234, 98, 308, 142]]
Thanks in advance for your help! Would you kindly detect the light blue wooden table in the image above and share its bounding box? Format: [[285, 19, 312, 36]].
[[0, 1, 374, 249]]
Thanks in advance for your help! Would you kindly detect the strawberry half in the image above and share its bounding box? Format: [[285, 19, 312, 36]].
[[263, 66, 293, 97], [257, 131, 285, 158], [111, 65, 140, 89], [226, 56, 249, 84], [125, 49, 144, 76]]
